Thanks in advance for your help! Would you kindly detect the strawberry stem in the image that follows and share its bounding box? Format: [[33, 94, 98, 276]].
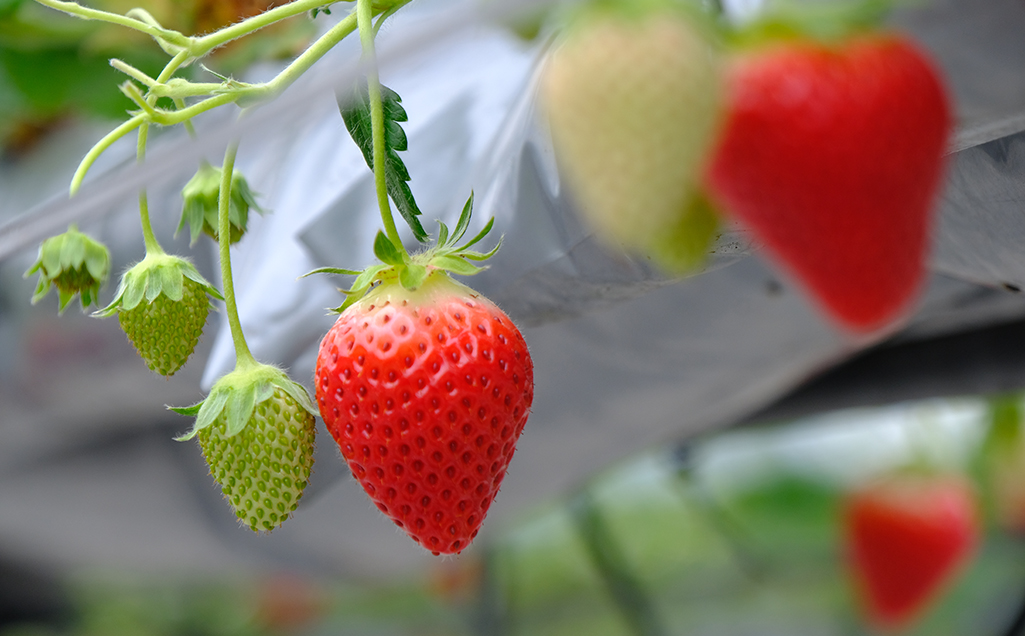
[[217, 140, 258, 370], [133, 52, 192, 255], [134, 125, 167, 256], [357, 0, 405, 257]]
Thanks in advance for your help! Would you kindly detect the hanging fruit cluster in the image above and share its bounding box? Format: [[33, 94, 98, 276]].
[[19, 0, 961, 602]]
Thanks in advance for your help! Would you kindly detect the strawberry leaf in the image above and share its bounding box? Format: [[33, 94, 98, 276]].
[[340, 79, 428, 242]]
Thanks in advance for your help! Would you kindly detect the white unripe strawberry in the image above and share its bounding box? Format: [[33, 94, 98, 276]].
[[541, 4, 723, 262]]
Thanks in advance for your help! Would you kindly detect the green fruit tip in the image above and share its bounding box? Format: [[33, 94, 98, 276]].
[[25, 226, 111, 314], [172, 364, 316, 442], [726, 0, 897, 46], [178, 162, 266, 246], [645, 193, 720, 275], [95, 252, 223, 317]]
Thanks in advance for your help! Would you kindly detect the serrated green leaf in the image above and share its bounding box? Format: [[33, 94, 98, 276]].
[[451, 192, 474, 244], [339, 79, 427, 242], [225, 383, 258, 437], [373, 231, 404, 266]]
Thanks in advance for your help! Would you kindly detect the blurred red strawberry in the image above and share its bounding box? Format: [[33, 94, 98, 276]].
[[707, 31, 950, 332], [843, 474, 979, 631]]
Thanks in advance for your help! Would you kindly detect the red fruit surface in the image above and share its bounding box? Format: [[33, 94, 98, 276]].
[[315, 273, 533, 554], [843, 475, 979, 631], [707, 35, 951, 332]]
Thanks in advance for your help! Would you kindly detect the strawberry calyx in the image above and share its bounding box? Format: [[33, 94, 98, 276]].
[[178, 161, 265, 246], [94, 251, 223, 317], [305, 192, 499, 313], [725, 0, 896, 47], [24, 225, 111, 314], [172, 363, 317, 441]]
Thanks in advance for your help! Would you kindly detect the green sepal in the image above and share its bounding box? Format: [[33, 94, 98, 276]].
[[173, 363, 316, 442], [431, 255, 482, 276], [373, 230, 404, 266], [300, 267, 363, 278], [24, 225, 111, 314], [304, 191, 501, 313], [94, 252, 222, 317], [339, 79, 428, 242], [646, 193, 719, 274], [177, 162, 266, 246], [399, 262, 428, 289]]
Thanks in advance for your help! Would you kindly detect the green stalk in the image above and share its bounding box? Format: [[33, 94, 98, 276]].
[[133, 50, 194, 254], [32, 0, 190, 47], [217, 140, 257, 370], [135, 125, 164, 255], [357, 0, 403, 252], [191, 0, 348, 55], [248, 9, 360, 100], [70, 115, 144, 195]]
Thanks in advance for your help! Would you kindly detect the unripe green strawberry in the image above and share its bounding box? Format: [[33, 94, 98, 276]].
[[96, 253, 222, 377], [540, 2, 722, 264], [25, 225, 110, 313], [118, 275, 209, 376], [174, 365, 318, 532], [178, 162, 264, 246], [198, 388, 316, 531]]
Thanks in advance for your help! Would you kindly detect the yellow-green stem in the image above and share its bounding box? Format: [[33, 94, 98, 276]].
[[357, 0, 403, 253], [217, 140, 257, 369]]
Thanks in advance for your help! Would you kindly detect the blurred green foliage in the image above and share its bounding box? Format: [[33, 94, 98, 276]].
[[5, 396, 1025, 636]]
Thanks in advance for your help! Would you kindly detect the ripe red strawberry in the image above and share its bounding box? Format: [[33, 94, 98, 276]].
[[315, 270, 533, 555], [706, 33, 950, 331], [843, 475, 979, 631]]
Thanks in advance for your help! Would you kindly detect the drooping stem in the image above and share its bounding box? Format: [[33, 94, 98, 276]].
[[357, 0, 403, 253], [217, 140, 257, 369]]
